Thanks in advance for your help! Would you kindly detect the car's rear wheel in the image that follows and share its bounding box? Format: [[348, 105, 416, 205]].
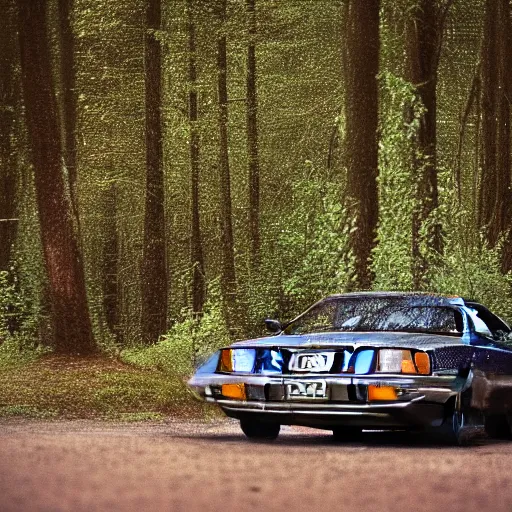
[[484, 414, 512, 440], [331, 426, 362, 442], [240, 419, 280, 440]]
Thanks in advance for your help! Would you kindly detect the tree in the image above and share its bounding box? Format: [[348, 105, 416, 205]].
[[479, 0, 512, 272], [406, 0, 454, 288], [188, 0, 205, 315], [344, 0, 380, 290], [141, 0, 168, 343], [17, 0, 95, 353], [0, 0, 18, 273], [58, 0, 79, 218], [102, 182, 121, 340], [246, 0, 260, 271], [217, 0, 237, 315]]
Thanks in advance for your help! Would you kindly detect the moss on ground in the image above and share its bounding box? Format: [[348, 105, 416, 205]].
[[0, 352, 205, 420]]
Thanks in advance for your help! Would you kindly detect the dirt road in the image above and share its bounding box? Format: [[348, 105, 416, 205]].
[[1, 418, 511, 512]]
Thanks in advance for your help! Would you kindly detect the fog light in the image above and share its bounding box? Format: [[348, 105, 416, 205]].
[[368, 385, 398, 401], [221, 383, 247, 400]]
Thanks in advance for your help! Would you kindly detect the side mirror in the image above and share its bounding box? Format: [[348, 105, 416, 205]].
[[265, 318, 282, 333]]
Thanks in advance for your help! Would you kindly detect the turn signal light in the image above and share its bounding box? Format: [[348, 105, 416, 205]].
[[414, 352, 430, 375], [220, 349, 233, 372], [368, 385, 397, 401], [221, 383, 246, 400], [401, 351, 417, 374]]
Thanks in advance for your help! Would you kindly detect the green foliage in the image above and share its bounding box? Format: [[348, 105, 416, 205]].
[[238, 273, 281, 337], [0, 269, 40, 350], [0, 405, 57, 419], [0, 355, 198, 419], [429, 233, 512, 322], [372, 72, 424, 291], [278, 168, 352, 310], [121, 283, 230, 376]]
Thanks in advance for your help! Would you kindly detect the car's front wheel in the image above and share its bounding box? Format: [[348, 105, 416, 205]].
[[433, 395, 471, 446], [240, 419, 280, 440]]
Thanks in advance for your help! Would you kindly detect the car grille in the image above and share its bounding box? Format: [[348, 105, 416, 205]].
[[432, 346, 473, 370]]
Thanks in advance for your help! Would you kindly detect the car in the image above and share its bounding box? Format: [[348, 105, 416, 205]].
[[188, 292, 512, 445]]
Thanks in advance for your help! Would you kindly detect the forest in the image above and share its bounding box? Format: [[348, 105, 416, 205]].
[[1, 0, 512, 368]]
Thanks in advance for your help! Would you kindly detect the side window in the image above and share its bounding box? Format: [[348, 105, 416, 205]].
[[466, 307, 493, 338]]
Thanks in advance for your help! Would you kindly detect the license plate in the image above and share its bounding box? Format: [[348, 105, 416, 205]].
[[288, 352, 335, 372], [285, 380, 328, 400]]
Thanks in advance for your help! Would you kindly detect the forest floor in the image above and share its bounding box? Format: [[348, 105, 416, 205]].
[[0, 352, 209, 420]]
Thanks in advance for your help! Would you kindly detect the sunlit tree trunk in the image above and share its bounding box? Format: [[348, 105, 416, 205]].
[[141, 0, 168, 343], [188, 0, 205, 316], [247, 0, 260, 271], [217, 0, 237, 314], [18, 0, 95, 354], [345, 0, 380, 290], [0, 0, 18, 273], [58, 0, 79, 218]]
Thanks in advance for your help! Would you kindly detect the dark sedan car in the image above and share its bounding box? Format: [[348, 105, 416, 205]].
[[188, 292, 512, 445]]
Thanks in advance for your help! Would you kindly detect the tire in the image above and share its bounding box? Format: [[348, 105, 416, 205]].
[[434, 395, 470, 446], [484, 414, 512, 440], [240, 419, 280, 440], [332, 426, 362, 442]]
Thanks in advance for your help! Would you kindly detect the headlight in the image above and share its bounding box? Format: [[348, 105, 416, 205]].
[[219, 348, 284, 373], [219, 349, 256, 373], [376, 349, 430, 375]]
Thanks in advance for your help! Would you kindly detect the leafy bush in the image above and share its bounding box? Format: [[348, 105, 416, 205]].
[[278, 173, 352, 310], [0, 269, 41, 355], [429, 233, 512, 323], [122, 284, 230, 376], [372, 72, 424, 291]]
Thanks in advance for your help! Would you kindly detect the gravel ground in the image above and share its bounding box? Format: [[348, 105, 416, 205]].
[[0, 418, 511, 512]]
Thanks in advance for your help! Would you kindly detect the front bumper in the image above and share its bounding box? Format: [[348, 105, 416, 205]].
[[189, 373, 464, 429]]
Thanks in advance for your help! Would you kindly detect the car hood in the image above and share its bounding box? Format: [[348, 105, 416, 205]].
[[231, 331, 464, 351]]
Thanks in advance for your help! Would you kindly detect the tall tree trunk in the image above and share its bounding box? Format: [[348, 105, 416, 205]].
[[102, 182, 121, 341], [18, 0, 95, 354], [479, 0, 512, 271], [406, 0, 449, 289], [479, 0, 498, 235], [495, 0, 511, 251], [479, 0, 512, 246], [344, 0, 380, 290], [57, 0, 79, 218], [188, 0, 205, 316], [0, 0, 18, 272], [246, 0, 260, 271], [141, 0, 168, 343], [217, 0, 237, 313]]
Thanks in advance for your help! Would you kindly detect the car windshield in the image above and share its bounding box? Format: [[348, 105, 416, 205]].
[[283, 297, 463, 336]]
